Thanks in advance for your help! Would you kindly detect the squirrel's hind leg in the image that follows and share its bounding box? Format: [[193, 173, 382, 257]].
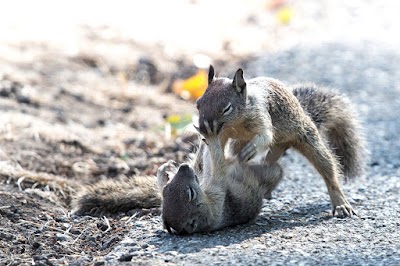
[[295, 128, 356, 218]]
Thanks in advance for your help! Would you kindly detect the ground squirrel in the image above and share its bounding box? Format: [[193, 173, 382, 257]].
[[196, 66, 367, 217], [72, 66, 366, 226], [73, 132, 282, 235], [158, 122, 282, 234]]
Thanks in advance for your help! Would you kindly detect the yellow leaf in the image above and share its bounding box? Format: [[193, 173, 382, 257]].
[[277, 6, 293, 25], [167, 114, 181, 124]]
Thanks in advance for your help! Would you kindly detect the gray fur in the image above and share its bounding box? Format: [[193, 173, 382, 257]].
[[159, 128, 282, 235], [196, 67, 367, 217], [72, 68, 366, 223], [291, 84, 367, 179]]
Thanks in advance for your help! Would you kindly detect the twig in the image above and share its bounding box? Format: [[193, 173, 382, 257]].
[[17, 219, 70, 235], [72, 226, 89, 244], [60, 208, 71, 219], [102, 216, 112, 233], [39, 220, 52, 232], [17, 176, 25, 191], [125, 212, 139, 225]]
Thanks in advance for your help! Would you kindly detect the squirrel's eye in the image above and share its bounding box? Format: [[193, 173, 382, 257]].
[[187, 187, 197, 202], [222, 102, 232, 115]]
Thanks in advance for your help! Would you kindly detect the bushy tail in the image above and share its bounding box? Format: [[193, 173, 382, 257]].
[[292, 84, 367, 180], [72, 176, 161, 216], [73, 139, 207, 216]]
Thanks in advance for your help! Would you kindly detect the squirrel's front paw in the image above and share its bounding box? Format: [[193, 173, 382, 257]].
[[202, 120, 222, 138], [333, 204, 357, 218], [239, 142, 257, 162]]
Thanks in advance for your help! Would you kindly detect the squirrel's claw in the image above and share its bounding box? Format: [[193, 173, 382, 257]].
[[203, 120, 212, 135], [204, 120, 222, 137], [333, 204, 358, 218], [193, 124, 201, 134], [239, 142, 257, 162]]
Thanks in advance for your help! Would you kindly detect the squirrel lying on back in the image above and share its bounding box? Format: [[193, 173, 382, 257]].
[[159, 122, 282, 234], [73, 66, 367, 232], [74, 130, 282, 235], [196, 66, 367, 217]]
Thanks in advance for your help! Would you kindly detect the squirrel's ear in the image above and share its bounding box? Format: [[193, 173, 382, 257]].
[[232, 68, 246, 94], [157, 160, 178, 191], [208, 65, 215, 84]]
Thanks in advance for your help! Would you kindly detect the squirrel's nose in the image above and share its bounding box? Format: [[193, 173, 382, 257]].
[[177, 164, 195, 176], [179, 164, 190, 171]]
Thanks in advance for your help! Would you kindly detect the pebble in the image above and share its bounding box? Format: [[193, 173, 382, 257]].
[[56, 233, 70, 241]]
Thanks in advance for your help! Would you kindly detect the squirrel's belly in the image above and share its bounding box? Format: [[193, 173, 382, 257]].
[[223, 124, 258, 140]]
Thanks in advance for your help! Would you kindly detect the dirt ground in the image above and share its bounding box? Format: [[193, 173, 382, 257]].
[[0, 37, 203, 264]]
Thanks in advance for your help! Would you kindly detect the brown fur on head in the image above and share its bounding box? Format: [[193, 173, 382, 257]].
[[196, 66, 248, 136], [160, 163, 204, 235]]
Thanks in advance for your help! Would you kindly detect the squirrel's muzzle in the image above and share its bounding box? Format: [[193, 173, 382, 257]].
[[177, 163, 193, 175]]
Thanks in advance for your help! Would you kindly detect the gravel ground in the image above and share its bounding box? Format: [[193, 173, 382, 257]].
[[106, 42, 400, 265]]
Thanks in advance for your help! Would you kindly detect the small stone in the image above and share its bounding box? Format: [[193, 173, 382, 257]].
[[101, 236, 121, 250], [32, 242, 41, 249], [165, 251, 178, 256], [292, 208, 302, 214], [70, 228, 81, 235], [56, 233, 70, 241], [118, 254, 133, 262]]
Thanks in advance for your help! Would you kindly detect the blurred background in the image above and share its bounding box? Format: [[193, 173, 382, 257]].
[[2, 0, 399, 91], [2, 0, 399, 54]]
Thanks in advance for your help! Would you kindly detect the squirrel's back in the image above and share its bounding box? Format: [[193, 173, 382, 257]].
[[292, 84, 367, 179]]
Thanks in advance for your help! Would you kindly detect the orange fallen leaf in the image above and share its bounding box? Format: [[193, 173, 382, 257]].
[[172, 69, 208, 100]]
